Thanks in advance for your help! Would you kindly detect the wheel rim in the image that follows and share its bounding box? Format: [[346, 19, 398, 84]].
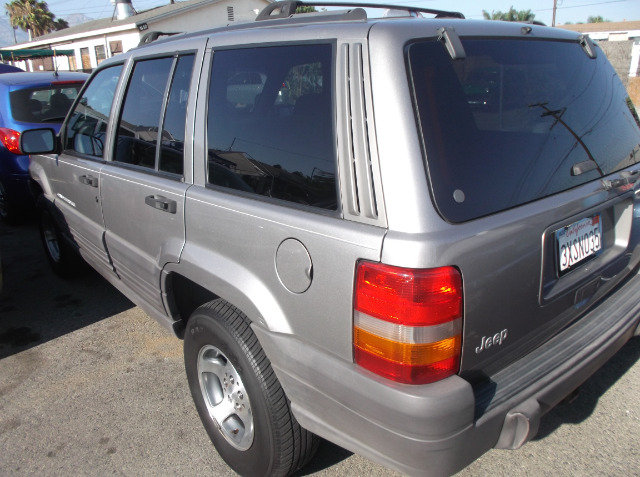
[[41, 212, 61, 263], [197, 344, 254, 451]]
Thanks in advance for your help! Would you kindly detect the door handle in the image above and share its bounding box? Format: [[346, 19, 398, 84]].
[[79, 174, 98, 187], [145, 195, 177, 214]]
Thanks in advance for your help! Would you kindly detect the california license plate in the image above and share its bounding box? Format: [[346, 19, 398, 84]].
[[556, 215, 602, 273]]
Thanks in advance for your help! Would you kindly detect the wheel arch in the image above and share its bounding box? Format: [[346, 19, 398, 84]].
[[163, 259, 291, 339], [29, 176, 44, 200], [164, 272, 219, 338], [28, 157, 55, 202]]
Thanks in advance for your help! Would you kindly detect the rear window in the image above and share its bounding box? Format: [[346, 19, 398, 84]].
[[10, 82, 84, 123], [408, 39, 640, 222]]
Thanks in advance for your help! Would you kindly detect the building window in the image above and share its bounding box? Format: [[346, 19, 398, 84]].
[[95, 45, 106, 65], [31, 58, 44, 71], [30, 56, 54, 71], [110, 40, 123, 56], [80, 47, 91, 72]]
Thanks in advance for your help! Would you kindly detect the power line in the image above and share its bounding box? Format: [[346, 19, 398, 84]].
[[546, 0, 627, 14], [548, 0, 628, 26]]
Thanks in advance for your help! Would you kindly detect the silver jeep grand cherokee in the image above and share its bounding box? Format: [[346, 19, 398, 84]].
[[21, 2, 640, 476]]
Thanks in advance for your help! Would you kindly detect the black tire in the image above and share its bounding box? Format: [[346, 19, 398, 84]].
[[184, 299, 318, 477], [0, 179, 19, 224], [37, 197, 85, 278]]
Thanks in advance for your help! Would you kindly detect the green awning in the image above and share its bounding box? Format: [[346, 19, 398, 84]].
[[0, 49, 75, 61]]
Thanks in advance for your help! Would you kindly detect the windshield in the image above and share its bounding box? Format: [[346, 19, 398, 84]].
[[408, 38, 640, 222]]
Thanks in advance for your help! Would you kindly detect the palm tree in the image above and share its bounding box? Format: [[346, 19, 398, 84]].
[[483, 7, 536, 22], [5, 0, 60, 40], [53, 17, 68, 30]]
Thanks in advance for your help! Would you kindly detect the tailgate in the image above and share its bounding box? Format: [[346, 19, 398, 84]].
[[402, 31, 640, 379], [455, 183, 640, 378]]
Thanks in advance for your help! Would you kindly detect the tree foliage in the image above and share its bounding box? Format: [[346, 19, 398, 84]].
[[587, 15, 610, 23], [295, 6, 317, 13], [53, 17, 68, 30], [5, 0, 66, 39], [482, 6, 535, 22]]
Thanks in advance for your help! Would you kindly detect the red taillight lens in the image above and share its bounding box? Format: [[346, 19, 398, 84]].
[[355, 263, 462, 326], [0, 128, 22, 154], [354, 262, 462, 385]]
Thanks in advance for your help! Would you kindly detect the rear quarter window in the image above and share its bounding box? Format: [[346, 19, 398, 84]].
[[408, 39, 640, 222], [206, 43, 337, 210]]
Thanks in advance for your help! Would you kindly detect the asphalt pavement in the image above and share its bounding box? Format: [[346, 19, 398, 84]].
[[0, 220, 638, 476]]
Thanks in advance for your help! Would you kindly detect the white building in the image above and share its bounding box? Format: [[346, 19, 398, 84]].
[[559, 21, 640, 77], [558, 21, 640, 110], [1, 0, 271, 72]]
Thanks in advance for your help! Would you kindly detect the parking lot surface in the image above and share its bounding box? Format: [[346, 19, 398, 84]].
[[0, 221, 638, 476]]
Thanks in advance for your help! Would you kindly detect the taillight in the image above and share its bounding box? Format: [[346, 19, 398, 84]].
[[354, 262, 462, 385], [0, 128, 22, 154]]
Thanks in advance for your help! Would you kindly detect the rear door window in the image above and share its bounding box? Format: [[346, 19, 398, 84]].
[[408, 39, 640, 222], [113, 54, 195, 177]]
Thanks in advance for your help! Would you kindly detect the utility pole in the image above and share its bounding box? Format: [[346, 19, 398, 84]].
[[552, 0, 557, 27]]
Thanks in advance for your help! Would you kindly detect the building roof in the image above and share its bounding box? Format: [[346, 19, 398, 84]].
[[9, 0, 227, 47], [558, 20, 640, 33]]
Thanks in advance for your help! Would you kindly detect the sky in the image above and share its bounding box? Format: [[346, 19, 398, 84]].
[[42, 0, 640, 27]]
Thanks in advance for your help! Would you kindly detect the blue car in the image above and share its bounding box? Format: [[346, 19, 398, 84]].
[[0, 71, 87, 223]]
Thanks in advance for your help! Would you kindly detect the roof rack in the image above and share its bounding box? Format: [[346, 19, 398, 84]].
[[256, 1, 465, 21], [138, 31, 181, 46]]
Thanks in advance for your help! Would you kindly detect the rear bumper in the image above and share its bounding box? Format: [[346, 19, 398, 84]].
[[253, 269, 640, 476]]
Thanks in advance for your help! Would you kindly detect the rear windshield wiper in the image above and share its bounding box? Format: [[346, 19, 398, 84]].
[[601, 169, 640, 190], [530, 101, 603, 177]]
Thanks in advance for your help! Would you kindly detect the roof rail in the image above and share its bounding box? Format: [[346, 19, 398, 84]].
[[256, 1, 464, 21], [138, 31, 181, 46]]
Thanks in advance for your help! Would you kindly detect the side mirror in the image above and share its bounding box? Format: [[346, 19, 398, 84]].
[[20, 128, 58, 155]]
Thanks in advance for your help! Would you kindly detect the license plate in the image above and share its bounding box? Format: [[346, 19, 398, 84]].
[[556, 215, 602, 273]]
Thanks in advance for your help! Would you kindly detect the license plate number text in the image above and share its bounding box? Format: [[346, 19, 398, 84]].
[[556, 215, 602, 273]]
